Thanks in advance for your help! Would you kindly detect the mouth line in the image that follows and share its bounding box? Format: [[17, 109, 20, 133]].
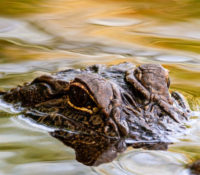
[[23, 109, 120, 140], [125, 138, 172, 144], [51, 128, 120, 141]]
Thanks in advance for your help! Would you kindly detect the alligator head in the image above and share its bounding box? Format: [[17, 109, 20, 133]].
[[2, 63, 189, 166]]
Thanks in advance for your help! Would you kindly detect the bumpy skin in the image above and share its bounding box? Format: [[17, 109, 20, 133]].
[[2, 63, 190, 166], [189, 160, 200, 175]]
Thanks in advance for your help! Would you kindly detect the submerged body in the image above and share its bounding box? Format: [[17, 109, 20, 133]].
[[2, 62, 190, 166]]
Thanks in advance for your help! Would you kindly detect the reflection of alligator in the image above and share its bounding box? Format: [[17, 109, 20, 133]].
[[1, 62, 190, 166]]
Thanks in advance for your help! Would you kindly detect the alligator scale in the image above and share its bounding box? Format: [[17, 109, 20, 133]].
[[1, 63, 190, 166]]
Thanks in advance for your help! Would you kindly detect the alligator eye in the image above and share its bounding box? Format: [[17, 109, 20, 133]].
[[69, 86, 90, 107], [67, 82, 97, 114]]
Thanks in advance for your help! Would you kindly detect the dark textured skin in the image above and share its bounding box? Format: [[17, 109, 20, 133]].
[[1, 62, 190, 166], [189, 160, 200, 175]]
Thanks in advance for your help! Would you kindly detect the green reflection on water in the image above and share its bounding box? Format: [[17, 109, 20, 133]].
[[0, 0, 200, 20], [0, 0, 48, 16], [127, 0, 200, 21]]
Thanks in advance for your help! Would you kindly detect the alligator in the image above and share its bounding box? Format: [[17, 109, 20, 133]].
[[1, 62, 190, 166]]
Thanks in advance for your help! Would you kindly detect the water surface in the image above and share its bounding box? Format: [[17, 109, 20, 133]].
[[0, 0, 200, 175]]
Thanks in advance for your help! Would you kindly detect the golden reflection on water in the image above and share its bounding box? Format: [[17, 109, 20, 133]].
[[0, 0, 199, 175]]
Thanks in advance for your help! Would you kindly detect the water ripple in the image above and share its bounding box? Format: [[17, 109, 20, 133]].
[[88, 18, 141, 27], [0, 17, 52, 45], [155, 55, 192, 63], [118, 150, 189, 175]]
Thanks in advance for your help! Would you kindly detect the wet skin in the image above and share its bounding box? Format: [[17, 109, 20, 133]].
[[2, 63, 190, 166], [189, 160, 200, 175]]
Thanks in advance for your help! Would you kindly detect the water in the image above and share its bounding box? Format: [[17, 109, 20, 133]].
[[0, 0, 200, 174]]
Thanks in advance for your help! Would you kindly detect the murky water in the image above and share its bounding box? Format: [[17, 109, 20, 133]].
[[0, 0, 200, 174]]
